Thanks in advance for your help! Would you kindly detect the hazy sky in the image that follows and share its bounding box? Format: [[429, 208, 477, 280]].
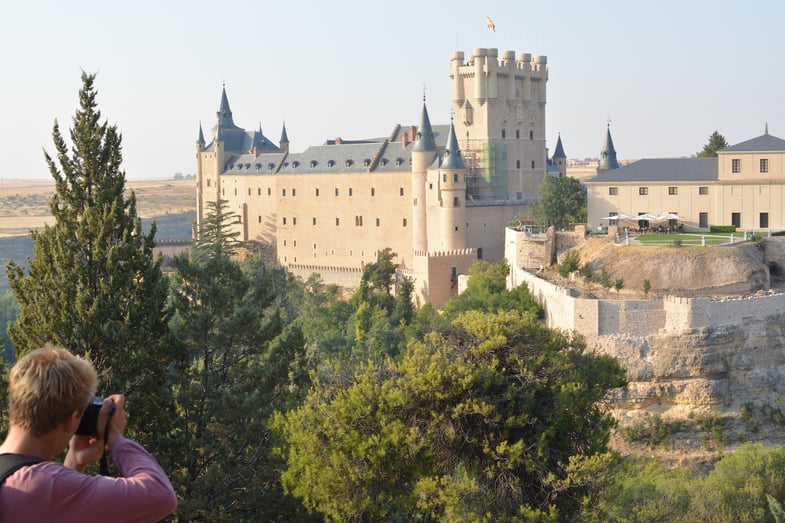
[[2, 0, 783, 180]]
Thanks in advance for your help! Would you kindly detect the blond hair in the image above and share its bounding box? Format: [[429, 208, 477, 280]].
[[8, 345, 97, 437]]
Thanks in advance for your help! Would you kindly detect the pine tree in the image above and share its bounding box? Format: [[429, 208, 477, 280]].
[[168, 198, 311, 520], [6, 73, 177, 445]]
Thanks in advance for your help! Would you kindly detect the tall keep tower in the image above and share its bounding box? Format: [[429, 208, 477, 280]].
[[450, 48, 548, 202]]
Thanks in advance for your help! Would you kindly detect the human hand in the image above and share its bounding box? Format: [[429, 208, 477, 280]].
[[65, 433, 104, 472], [97, 394, 128, 448]]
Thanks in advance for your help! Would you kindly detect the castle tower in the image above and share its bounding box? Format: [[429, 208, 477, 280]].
[[195, 123, 206, 228], [598, 124, 619, 173], [449, 48, 549, 201], [435, 120, 467, 251], [412, 101, 437, 253]]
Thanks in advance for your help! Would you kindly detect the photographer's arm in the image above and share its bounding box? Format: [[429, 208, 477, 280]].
[[63, 394, 127, 472]]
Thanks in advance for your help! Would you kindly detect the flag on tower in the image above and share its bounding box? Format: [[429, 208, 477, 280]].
[[486, 16, 496, 32]]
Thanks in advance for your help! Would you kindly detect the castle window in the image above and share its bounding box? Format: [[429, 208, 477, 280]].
[[349, 187, 353, 196], [529, 130, 534, 140], [516, 129, 520, 139], [283, 240, 287, 247], [258, 216, 262, 223], [268, 187, 271, 195], [668, 187, 678, 195], [234, 188, 237, 196], [258, 188, 261, 195], [292, 161, 299, 168], [247, 188, 251, 196], [453, 196, 460, 207], [313, 243, 317, 249], [608, 187, 618, 195], [731, 212, 741, 228], [207, 179, 211, 187], [328, 160, 335, 167], [380, 158, 388, 166], [316, 188, 320, 196], [639, 187, 649, 195], [312, 217, 317, 225], [403, 218, 407, 227], [400, 187, 404, 196], [255, 163, 261, 170], [293, 216, 297, 226], [282, 217, 287, 225], [501, 129, 506, 139], [335, 187, 339, 196], [516, 160, 521, 169], [345, 159, 352, 167], [429, 183, 433, 190], [443, 174, 447, 182], [282, 188, 286, 197], [732, 159, 741, 173], [376, 217, 380, 226], [222, 189, 225, 196], [396, 158, 403, 166], [336, 217, 340, 226], [371, 187, 376, 196], [293, 240, 297, 247], [699, 186, 709, 195], [761, 159, 769, 173], [413, 198, 418, 206], [454, 173, 459, 182], [355, 215, 363, 226], [477, 248, 483, 259], [268, 163, 275, 170], [450, 267, 457, 281], [761, 212, 769, 228], [363, 159, 370, 167], [310, 160, 317, 168], [292, 188, 296, 197], [531, 161, 535, 169]]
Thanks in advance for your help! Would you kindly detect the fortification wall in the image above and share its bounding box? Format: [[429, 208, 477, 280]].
[[286, 264, 363, 288]]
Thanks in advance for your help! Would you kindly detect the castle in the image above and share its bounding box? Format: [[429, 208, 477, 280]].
[[195, 48, 566, 307]]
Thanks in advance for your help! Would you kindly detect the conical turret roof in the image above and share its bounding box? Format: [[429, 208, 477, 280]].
[[598, 124, 619, 171], [213, 85, 241, 132], [413, 103, 436, 152], [197, 122, 205, 144], [280, 122, 289, 144], [553, 133, 566, 159], [440, 121, 465, 170]]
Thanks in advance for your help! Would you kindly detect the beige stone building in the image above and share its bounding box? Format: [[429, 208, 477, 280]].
[[195, 48, 564, 307], [586, 128, 785, 232]]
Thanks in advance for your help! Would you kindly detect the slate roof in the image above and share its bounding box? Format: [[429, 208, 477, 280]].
[[586, 158, 718, 183], [721, 133, 785, 152], [439, 122, 465, 170], [553, 134, 566, 158]]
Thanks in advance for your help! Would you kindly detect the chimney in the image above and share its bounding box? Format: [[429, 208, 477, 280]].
[[252, 146, 258, 158], [409, 125, 416, 141], [402, 132, 408, 147]]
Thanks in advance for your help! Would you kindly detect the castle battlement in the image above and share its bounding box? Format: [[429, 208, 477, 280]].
[[414, 248, 476, 258]]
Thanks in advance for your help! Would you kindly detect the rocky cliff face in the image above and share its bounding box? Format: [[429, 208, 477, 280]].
[[566, 239, 785, 454]]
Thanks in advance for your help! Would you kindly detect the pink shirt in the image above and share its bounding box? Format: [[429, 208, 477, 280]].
[[0, 438, 176, 522]]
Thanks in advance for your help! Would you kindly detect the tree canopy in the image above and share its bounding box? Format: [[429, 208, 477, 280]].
[[696, 131, 729, 157], [6, 72, 176, 445], [530, 175, 587, 230], [272, 309, 626, 521]]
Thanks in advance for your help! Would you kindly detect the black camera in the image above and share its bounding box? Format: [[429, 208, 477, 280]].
[[75, 396, 116, 436]]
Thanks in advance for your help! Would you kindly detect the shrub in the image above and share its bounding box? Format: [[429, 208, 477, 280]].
[[579, 262, 594, 282], [643, 279, 651, 296], [710, 225, 737, 233], [558, 250, 581, 278], [619, 414, 682, 447]]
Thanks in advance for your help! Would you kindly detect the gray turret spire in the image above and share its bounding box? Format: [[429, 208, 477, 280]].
[[413, 102, 436, 152], [598, 124, 619, 171], [280, 122, 289, 144], [440, 120, 465, 170], [553, 133, 566, 159], [197, 122, 205, 145], [213, 84, 240, 132]]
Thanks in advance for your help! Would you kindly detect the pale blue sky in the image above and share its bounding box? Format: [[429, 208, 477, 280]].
[[1, 0, 783, 180]]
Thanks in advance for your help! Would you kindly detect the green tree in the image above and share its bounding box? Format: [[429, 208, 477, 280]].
[[531, 175, 587, 230], [5, 73, 176, 446], [168, 199, 312, 521], [272, 309, 626, 521], [441, 259, 542, 320], [697, 130, 729, 157], [0, 291, 19, 362]]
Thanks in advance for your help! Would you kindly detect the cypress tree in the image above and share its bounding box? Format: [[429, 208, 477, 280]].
[[6, 72, 178, 446]]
